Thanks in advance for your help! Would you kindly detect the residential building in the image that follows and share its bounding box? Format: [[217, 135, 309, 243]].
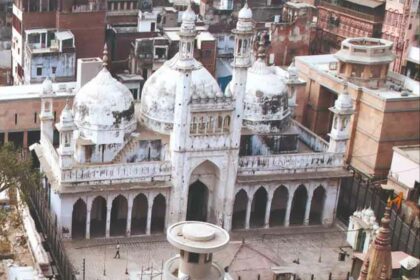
[[315, 0, 385, 54], [381, 0, 419, 74], [296, 37, 420, 178], [11, 0, 106, 84]]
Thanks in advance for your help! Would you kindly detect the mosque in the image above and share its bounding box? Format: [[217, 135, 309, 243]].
[[32, 3, 353, 239]]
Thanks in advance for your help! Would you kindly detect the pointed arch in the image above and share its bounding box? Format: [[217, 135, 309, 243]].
[[310, 185, 326, 225], [90, 196, 106, 238], [187, 180, 209, 222], [250, 187, 268, 228], [72, 198, 86, 239], [232, 189, 248, 230], [151, 194, 166, 233], [131, 193, 148, 235], [110, 195, 128, 236], [290, 185, 307, 225], [270, 185, 288, 227]]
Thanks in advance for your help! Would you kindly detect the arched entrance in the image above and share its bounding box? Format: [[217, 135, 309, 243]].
[[186, 180, 209, 222], [110, 195, 128, 236], [310, 186, 326, 225], [90, 196, 106, 238], [290, 185, 307, 225], [250, 187, 267, 228], [151, 194, 166, 233], [131, 193, 148, 235], [72, 199, 86, 239], [232, 190, 248, 230], [270, 186, 288, 227]]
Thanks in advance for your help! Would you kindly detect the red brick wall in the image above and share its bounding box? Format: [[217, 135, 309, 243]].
[[57, 11, 106, 59], [196, 40, 216, 77], [22, 11, 56, 29]]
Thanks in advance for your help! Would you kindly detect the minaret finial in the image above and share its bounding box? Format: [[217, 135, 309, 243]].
[[257, 33, 266, 60], [102, 43, 109, 68]]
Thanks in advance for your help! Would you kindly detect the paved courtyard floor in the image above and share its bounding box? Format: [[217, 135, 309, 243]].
[[64, 223, 353, 280]]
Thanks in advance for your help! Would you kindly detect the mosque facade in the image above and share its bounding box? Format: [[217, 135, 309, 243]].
[[32, 3, 353, 239]]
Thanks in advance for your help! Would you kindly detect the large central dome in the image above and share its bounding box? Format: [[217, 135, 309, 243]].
[[140, 54, 222, 134]]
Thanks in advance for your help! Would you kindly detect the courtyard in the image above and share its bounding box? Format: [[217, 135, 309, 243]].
[[64, 223, 353, 280]]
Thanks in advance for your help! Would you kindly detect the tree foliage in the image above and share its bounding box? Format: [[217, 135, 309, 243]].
[[0, 143, 41, 194]]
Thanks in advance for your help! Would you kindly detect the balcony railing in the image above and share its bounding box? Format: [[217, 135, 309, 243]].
[[238, 152, 344, 175], [293, 120, 329, 152], [61, 161, 172, 183], [318, 1, 383, 22]]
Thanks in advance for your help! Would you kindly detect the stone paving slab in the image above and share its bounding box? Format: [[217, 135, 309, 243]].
[[64, 224, 353, 280]]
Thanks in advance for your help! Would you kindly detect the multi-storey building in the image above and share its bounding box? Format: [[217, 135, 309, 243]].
[[11, 0, 106, 84], [381, 0, 419, 74], [315, 0, 385, 54], [23, 29, 76, 84], [296, 37, 420, 178], [31, 4, 352, 240]]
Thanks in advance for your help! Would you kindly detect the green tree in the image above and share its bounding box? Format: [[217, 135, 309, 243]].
[[0, 143, 41, 194]]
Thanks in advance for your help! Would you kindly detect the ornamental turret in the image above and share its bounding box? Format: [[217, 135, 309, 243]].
[[56, 100, 75, 169], [328, 82, 354, 153], [39, 77, 55, 145]]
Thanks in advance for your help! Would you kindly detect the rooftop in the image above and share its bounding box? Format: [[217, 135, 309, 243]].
[[0, 82, 76, 101], [393, 145, 420, 164], [296, 54, 420, 99]]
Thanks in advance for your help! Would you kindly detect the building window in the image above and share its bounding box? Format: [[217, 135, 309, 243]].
[[54, 111, 57, 122], [188, 253, 200, 263], [51, 66, 56, 75], [36, 67, 42, 76], [130, 88, 138, 100], [14, 113, 18, 125], [34, 112, 37, 123]]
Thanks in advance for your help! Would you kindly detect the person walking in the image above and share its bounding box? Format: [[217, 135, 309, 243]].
[[114, 242, 120, 259]]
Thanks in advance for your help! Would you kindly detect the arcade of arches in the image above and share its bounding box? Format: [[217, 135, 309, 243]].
[[232, 184, 328, 230], [71, 192, 167, 239]]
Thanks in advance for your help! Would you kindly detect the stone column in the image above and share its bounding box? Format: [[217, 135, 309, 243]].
[[304, 192, 313, 226], [85, 201, 92, 239], [126, 199, 133, 237], [146, 203, 153, 235], [264, 194, 273, 229], [105, 198, 112, 238], [284, 193, 293, 227], [245, 197, 252, 229]]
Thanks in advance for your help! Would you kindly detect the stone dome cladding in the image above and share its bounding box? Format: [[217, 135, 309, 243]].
[[73, 68, 135, 130], [140, 53, 222, 134]]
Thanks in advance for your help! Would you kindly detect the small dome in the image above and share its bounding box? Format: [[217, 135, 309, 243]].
[[73, 68, 135, 143], [241, 57, 289, 132], [140, 54, 222, 134], [182, 4, 196, 23], [288, 59, 298, 81], [238, 3, 252, 19], [334, 83, 353, 110], [42, 77, 53, 95], [60, 101, 74, 124]]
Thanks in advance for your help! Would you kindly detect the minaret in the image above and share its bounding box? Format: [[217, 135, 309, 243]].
[[56, 100, 75, 169], [328, 82, 354, 153], [40, 77, 55, 145], [230, 2, 254, 149], [358, 202, 392, 280], [169, 3, 197, 224], [286, 58, 299, 117]]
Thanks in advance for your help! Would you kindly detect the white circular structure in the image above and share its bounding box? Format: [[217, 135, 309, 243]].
[[73, 68, 136, 144], [42, 77, 53, 95], [140, 54, 222, 134], [167, 221, 229, 254], [238, 2, 252, 19]]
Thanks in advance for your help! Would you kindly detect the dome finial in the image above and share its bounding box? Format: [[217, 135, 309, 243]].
[[102, 43, 109, 69], [257, 33, 266, 60]]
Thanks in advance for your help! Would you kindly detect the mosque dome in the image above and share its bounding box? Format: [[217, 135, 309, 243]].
[[241, 48, 289, 132], [60, 101, 74, 124], [182, 4, 196, 23], [334, 83, 353, 110], [140, 54, 222, 134], [73, 67, 135, 144]]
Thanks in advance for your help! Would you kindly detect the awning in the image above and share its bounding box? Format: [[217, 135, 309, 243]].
[[54, 31, 74, 41], [344, 0, 384, 8], [407, 46, 420, 64]]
